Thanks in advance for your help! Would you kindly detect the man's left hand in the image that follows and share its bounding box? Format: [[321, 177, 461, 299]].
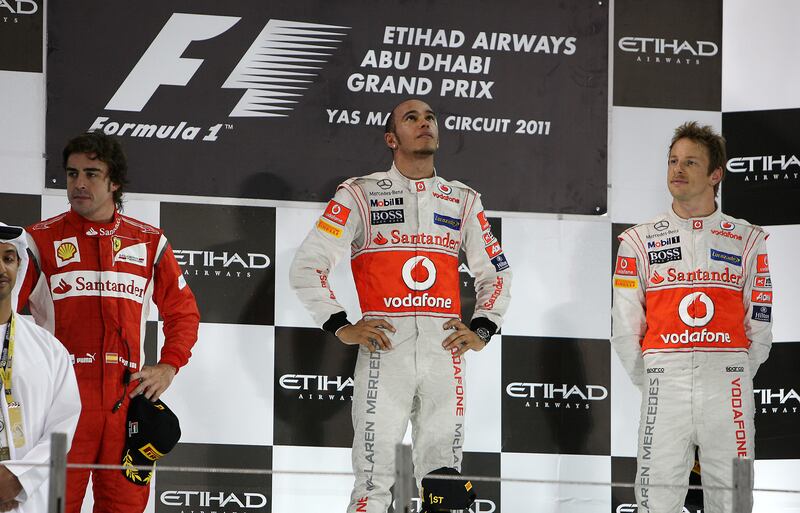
[[129, 363, 177, 400], [442, 319, 487, 356], [0, 466, 21, 504]]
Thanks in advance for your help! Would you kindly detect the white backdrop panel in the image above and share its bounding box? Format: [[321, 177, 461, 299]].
[[501, 217, 611, 339], [609, 107, 721, 224], [271, 445, 352, 513], [0, 71, 45, 195], [501, 453, 611, 513], [274, 205, 361, 328], [722, 0, 800, 112], [160, 322, 275, 446]]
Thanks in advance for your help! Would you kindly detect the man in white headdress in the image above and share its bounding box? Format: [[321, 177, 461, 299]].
[[0, 223, 80, 512]]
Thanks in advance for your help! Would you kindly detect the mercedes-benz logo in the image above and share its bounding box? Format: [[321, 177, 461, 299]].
[[377, 179, 392, 190], [653, 220, 669, 231]]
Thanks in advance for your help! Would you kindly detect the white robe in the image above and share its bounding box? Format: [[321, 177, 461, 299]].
[[0, 314, 81, 513]]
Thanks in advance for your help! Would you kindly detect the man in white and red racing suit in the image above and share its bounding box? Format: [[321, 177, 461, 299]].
[[17, 133, 200, 513], [290, 99, 512, 513], [612, 123, 772, 513]]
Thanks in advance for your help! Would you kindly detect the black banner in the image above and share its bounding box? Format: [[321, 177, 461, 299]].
[[156, 443, 272, 513], [722, 109, 800, 226], [0, 0, 42, 72], [614, 0, 721, 111], [159, 203, 276, 325], [754, 342, 800, 459], [46, 0, 608, 214], [501, 336, 610, 455], [273, 326, 358, 448]]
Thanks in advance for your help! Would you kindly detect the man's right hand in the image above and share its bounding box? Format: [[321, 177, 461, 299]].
[[337, 318, 396, 352]]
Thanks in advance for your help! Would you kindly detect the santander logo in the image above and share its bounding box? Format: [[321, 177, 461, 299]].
[[53, 279, 72, 295], [650, 270, 665, 284], [373, 232, 388, 245]]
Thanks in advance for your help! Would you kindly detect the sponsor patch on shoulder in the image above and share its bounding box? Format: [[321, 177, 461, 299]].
[[751, 290, 772, 304], [615, 256, 637, 276], [614, 277, 638, 289], [710, 249, 742, 266], [317, 218, 343, 238], [433, 213, 461, 230], [322, 200, 351, 226], [757, 254, 769, 273], [491, 254, 509, 272], [752, 305, 772, 322], [754, 275, 772, 288]]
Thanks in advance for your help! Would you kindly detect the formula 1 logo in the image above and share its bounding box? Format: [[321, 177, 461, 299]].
[[678, 291, 714, 327], [401, 256, 437, 291], [105, 14, 349, 118]]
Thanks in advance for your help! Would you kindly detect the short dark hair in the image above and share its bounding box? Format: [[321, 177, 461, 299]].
[[670, 121, 726, 195], [63, 132, 129, 210], [384, 109, 397, 134]]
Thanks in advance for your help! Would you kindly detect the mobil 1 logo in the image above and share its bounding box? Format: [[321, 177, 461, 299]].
[[274, 327, 358, 448], [160, 203, 275, 325], [502, 336, 610, 455], [156, 443, 271, 513]]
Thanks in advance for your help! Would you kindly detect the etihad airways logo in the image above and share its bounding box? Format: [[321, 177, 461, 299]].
[[506, 382, 608, 410], [50, 271, 148, 303], [279, 373, 353, 401], [160, 490, 268, 509], [174, 249, 271, 279], [618, 36, 718, 65]]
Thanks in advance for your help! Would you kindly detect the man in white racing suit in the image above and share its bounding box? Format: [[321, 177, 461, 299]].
[[612, 122, 772, 513], [290, 99, 512, 513]]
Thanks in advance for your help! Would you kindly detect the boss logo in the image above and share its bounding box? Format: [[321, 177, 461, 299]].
[[648, 247, 682, 264], [647, 368, 664, 374], [370, 209, 404, 225], [726, 366, 744, 373]]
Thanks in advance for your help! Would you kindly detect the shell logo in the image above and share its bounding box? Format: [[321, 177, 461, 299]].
[[57, 242, 78, 262]]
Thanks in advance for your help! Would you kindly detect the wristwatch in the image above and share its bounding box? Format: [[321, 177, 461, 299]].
[[474, 327, 492, 344]]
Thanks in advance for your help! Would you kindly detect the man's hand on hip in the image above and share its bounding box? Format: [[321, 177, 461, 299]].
[[130, 363, 177, 400], [337, 318, 395, 352], [442, 318, 486, 356], [0, 466, 21, 504]]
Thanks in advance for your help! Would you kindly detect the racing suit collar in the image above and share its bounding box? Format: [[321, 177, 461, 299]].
[[389, 163, 438, 192], [667, 203, 721, 229], [67, 208, 122, 237]]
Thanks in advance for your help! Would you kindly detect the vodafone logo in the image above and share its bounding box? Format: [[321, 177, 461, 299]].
[[720, 220, 735, 231], [436, 183, 452, 195], [678, 292, 714, 327], [401, 256, 436, 291]]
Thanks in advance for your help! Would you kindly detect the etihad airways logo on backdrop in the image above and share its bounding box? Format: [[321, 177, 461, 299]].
[[174, 249, 271, 279], [726, 154, 800, 182], [89, 14, 349, 142], [506, 382, 608, 409], [278, 374, 353, 401], [50, 271, 147, 303], [618, 36, 718, 65]]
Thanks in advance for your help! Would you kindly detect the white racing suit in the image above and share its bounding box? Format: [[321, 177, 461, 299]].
[[290, 164, 512, 513], [611, 207, 773, 513]]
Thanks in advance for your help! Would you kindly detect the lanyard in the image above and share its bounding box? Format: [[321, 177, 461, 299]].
[[0, 316, 25, 449]]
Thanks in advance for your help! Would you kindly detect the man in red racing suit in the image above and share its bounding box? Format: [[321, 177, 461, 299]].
[[290, 99, 512, 513], [18, 133, 200, 512], [611, 122, 772, 513]]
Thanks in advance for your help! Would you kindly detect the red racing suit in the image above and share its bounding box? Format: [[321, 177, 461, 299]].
[[611, 207, 772, 513], [290, 165, 512, 513], [18, 209, 200, 513]]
